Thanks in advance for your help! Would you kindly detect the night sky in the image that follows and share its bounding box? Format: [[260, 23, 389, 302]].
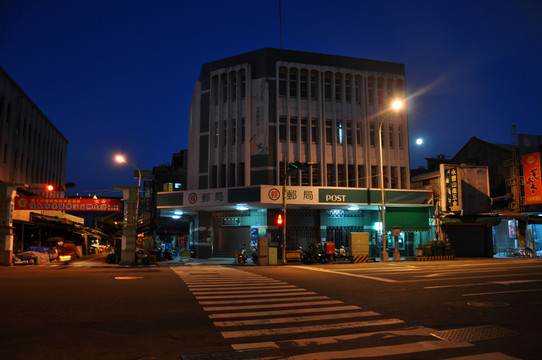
[[1, 0, 541, 197]]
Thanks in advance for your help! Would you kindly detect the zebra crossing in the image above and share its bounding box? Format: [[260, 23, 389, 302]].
[[172, 266, 520, 359]]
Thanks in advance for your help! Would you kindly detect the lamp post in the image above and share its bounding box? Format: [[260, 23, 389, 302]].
[[115, 155, 142, 219], [378, 99, 403, 262]]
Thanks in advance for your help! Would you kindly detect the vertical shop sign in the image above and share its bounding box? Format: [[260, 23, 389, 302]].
[[523, 152, 542, 205], [444, 166, 461, 212]]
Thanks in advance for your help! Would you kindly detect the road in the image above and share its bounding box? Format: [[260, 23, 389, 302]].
[[1, 256, 541, 359]]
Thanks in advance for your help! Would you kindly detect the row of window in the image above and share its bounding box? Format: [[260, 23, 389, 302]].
[[210, 163, 245, 188], [211, 70, 247, 105], [278, 116, 404, 148], [278, 67, 404, 105], [213, 118, 246, 147], [279, 161, 408, 189]]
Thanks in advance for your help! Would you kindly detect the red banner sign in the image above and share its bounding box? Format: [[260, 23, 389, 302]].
[[15, 197, 122, 211], [523, 152, 542, 205]]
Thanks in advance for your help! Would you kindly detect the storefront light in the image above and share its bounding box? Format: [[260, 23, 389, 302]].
[[236, 204, 249, 211], [347, 205, 360, 211], [375, 222, 383, 232], [172, 215, 181, 220], [174, 210, 183, 215]]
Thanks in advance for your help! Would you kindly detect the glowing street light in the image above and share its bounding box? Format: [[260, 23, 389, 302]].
[[378, 99, 404, 262], [115, 154, 142, 219]]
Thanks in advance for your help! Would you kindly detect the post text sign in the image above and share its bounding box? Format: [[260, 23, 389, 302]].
[[15, 197, 122, 211]]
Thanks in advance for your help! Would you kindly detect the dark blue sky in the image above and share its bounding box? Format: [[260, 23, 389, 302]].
[[1, 0, 541, 196]]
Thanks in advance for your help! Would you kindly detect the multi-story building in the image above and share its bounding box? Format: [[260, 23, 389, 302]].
[[0, 66, 68, 195], [158, 48, 433, 259]]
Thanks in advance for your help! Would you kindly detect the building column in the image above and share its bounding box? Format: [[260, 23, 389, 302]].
[[0, 183, 25, 266], [114, 186, 139, 265]]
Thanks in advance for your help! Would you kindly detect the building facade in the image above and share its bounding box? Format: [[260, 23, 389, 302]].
[[159, 49, 432, 259], [0, 66, 68, 195]]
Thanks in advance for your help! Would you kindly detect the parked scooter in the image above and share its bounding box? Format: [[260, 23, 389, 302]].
[[237, 244, 248, 264]]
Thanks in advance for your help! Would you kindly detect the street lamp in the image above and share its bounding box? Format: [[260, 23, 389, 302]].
[[115, 155, 142, 220], [379, 99, 404, 262]]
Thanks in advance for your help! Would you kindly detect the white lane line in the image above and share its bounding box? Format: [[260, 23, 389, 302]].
[[186, 281, 284, 287], [231, 326, 436, 349], [415, 269, 506, 278], [425, 283, 488, 289], [214, 311, 379, 327], [221, 318, 405, 338], [196, 290, 315, 300], [293, 265, 398, 283], [462, 288, 542, 297], [191, 285, 297, 294], [490, 279, 542, 285], [288, 340, 473, 359], [204, 300, 344, 311], [200, 295, 329, 305], [209, 305, 361, 319]]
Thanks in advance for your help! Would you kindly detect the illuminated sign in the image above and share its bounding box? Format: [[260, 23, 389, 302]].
[[523, 152, 542, 205], [15, 197, 121, 211], [444, 166, 461, 212]]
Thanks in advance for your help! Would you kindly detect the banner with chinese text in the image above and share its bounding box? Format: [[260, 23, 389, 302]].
[[523, 152, 542, 205], [15, 197, 122, 211]]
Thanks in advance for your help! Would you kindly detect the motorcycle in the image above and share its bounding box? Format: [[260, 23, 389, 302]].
[[237, 245, 248, 264]]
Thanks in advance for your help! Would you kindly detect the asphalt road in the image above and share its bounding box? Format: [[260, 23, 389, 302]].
[[1, 256, 541, 360]]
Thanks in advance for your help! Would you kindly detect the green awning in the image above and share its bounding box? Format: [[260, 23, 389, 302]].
[[385, 207, 431, 232]]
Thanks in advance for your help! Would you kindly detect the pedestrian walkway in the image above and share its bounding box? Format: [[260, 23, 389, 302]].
[[171, 266, 521, 360]]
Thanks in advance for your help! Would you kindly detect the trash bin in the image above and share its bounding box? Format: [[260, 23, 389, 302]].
[[268, 247, 277, 265], [424, 244, 433, 256]]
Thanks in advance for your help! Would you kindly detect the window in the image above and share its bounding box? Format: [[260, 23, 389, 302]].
[[312, 165, 321, 186], [310, 71, 318, 100], [386, 78, 393, 103], [301, 167, 310, 186], [358, 165, 366, 188], [211, 165, 217, 188], [335, 73, 342, 101], [371, 166, 378, 188], [346, 121, 352, 145], [368, 77, 375, 105], [220, 164, 226, 188], [279, 117, 287, 142], [238, 162, 245, 186], [289, 68, 297, 97], [311, 118, 318, 143], [300, 70, 308, 98], [325, 120, 332, 144], [398, 124, 403, 149], [301, 118, 308, 143], [356, 121, 362, 146], [279, 67, 287, 96], [383, 166, 389, 188], [229, 163, 236, 187], [290, 117, 297, 142], [388, 124, 394, 148], [242, 118, 246, 143], [377, 77, 384, 106], [336, 120, 343, 145], [231, 73, 237, 101], [241, 70, 246, 99], [355, 76, 361, 104], [223, 120, 227, 145], [338, 164, 345, 186], [324, 73, 332, 100], [327, 164, 335, 186], [232, 118, 236, 145], [222, 74, 228, 103], [369, 122, 375, 147], [214, 121, 218, 147], [400, 167, 407, 188], [391, 166, 398, 189], [348, 164, 355, 187], [212, 76, 219, 105], [345, 75, 352, 102]]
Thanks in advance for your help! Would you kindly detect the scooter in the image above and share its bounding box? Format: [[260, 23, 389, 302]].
[[237, 245, 248, 264]]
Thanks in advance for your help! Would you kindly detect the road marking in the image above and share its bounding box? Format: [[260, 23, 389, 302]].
[[440, 352, 522, 359], [196, 290, 315, 300], [293, 265, 398, 283], [200, 295, 329, 305], [203, 300, 344, 312], [214, 311, 379, 326], [287, 340, 472, 359], [490, 279, 542, 285], [221, 318, 405, 338], [231, 326, 435, 349], [191, 285, 297, 294], [425, 283, 488, 289], [208, 305, 361, 319], [415, 269, 506, 278], [462, 288, 542, 297]]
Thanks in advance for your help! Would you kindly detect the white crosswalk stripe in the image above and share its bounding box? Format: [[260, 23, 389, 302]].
[[172, 266, 515, 359]]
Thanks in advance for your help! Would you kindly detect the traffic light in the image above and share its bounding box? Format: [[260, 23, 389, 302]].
[[276, 213, 284, 226], [288, 161, 303, 169]]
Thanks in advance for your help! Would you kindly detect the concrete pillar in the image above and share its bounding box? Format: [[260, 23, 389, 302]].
[[114, 186, 139, 265], [0, 183, 25, 266]]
